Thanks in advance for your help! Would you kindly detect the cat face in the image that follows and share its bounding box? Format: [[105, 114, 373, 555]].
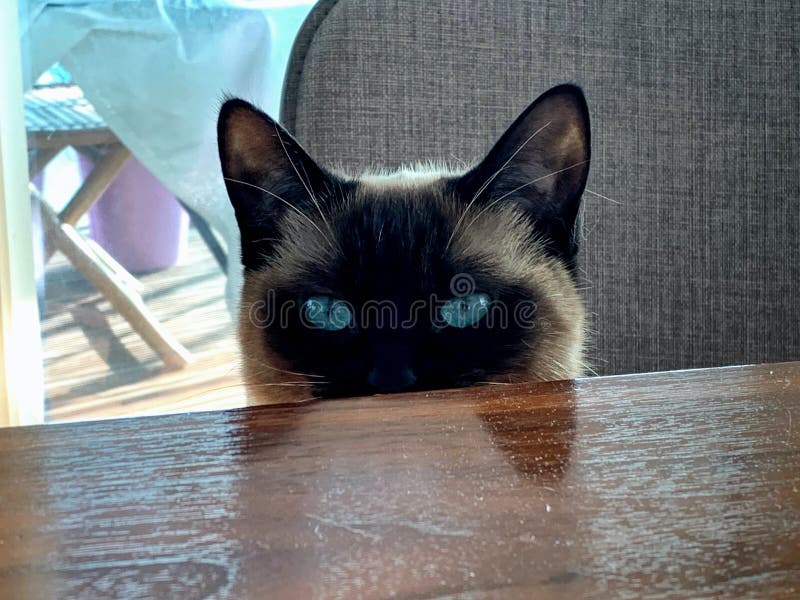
[[218, 84, 590, 403]]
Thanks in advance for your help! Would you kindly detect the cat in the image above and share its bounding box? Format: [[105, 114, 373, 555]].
[[217, 84, 590, 404]]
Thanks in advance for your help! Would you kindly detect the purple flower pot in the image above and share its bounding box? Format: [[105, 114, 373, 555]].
[[89, 157, 188, 273]]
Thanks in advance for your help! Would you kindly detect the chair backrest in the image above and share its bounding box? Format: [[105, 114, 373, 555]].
[[281, 0, 800, 375]]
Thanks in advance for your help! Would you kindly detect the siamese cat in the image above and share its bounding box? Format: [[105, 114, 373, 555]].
[[218, 84, 590, 404]]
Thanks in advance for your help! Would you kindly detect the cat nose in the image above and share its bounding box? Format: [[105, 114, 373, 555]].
[[366, 366, 417, 393]]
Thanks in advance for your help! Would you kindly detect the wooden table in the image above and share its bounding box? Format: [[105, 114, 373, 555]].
[[1, 363, 798, 598]]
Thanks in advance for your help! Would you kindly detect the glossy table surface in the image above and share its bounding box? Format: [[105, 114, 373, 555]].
[[1, 362, 799, 598]]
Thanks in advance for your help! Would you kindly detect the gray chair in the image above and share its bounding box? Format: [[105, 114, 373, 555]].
[[280, 0, 800, 376]]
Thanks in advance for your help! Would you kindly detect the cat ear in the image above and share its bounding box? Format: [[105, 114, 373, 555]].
[[217, 98, 331, 269], [457, 84, 590, 267]]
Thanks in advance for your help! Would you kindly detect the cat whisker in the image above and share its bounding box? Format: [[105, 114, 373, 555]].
[[520, 337, 580, 379], [244, 381, 326, 387], [459, 160, 590, 238], [448, 153, 468, 168], [253, 360, 327, 379], [274, 124, 340, 252], [223, 177, 332, 243], [330, 178, 349, 211], [444, 120, 552, 252], [173, 380, 325, 407], [578, 361, 599, 377], [583, 188, 622, 205]]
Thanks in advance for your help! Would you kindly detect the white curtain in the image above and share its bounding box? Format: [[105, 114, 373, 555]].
[[19, 0, 317, 312]]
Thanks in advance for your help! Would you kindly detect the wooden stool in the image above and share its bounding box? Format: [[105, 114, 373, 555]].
[[26, 84, 192, 369]]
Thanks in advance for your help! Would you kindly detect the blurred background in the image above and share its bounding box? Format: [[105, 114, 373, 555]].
[[7, 0, 317, 423]]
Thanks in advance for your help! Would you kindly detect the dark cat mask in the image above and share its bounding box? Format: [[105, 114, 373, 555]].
[[218, 84, 590, 403]]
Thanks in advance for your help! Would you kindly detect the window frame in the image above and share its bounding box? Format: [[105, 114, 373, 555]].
[[0, 0, 45, 426]]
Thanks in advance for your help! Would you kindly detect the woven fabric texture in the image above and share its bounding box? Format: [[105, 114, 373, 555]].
[[282, 0, 800, 375]]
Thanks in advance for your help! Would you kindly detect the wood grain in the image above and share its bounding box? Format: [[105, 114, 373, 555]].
[[2, 362, 799, 598]]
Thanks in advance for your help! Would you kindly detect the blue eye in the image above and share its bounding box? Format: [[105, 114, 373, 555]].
[[440, 293, 490, 328], [303, 296, 353, 331]]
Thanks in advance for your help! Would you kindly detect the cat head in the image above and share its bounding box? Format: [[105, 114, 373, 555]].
[[218, 84, 590, 403]]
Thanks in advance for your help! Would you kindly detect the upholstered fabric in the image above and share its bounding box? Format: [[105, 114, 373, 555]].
[[281, 0, 800, 375]]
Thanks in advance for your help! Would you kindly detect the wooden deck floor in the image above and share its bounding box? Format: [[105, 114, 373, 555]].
[[43, 226, 248, 423]]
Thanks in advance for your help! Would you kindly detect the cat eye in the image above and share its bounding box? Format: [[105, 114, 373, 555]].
[[440, 293, 490, 328], [302, 296, 353, 331]]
